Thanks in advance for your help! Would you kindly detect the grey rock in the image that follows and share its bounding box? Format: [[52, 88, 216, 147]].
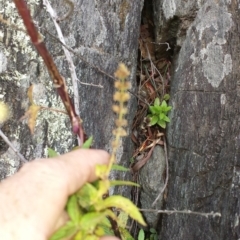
[[0, 0, 144, 187], [139, 145, 166, 229], [153, 0, 240, 239]]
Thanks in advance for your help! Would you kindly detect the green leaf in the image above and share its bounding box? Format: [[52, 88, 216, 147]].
[[74, 232, 99, 240], [150, 228, 157, 234], [161, 102, 172, 113], [149, 106, 156, 114], [82, 136, 93, 149], [84, 235, 99, 240], [154, 97, 160, 106], [79, 210, 117, 233], [161, 100, 167, 108], [111, 164, 130, 171], [130, 157, 134, 164], [153, 105, 161, 112], [118, 211, 129, 228], [162, 106, 172, 113], [157, 120, 166, 128], [77, 183, 99, 209], [110, 180, 140, 187], [79, 212, 106, 232], [95, 164, 108, 179], [97, 220, 114, 236], [119, 227, 134, 240], [138, 229, 145, 240], [67, 194, 82, 223], [163, 94, 170, 101], [163, 115, 170, 122], [71, 230, 84, 240], [96, 179, 110, 197], [149, 105, 161, 114], [95, 195, 146, 226], [149, 116, 158, 126], [166, 106, 172, 111], [49, 221, 78, 240], [159, 112, 165, 120], [47, 148, 58, 158]]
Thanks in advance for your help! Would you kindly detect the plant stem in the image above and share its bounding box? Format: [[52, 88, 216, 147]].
[[0, 129, 27, 163], [13, 0, 85, 145]]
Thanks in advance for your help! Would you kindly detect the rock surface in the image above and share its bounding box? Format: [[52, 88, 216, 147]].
[[139, 145, 166, 229], [0, 0, 143, 185], [153, 0, 240, 239], [1, 0, 240, 239]]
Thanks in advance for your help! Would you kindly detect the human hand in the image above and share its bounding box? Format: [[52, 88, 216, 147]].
[[0, 149, 119, 240]]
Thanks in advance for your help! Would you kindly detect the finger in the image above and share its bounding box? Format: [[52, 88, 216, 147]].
[[20, 149, 110, 195], [53, 211, 69, 231], [100, 237, 120, 240], [0, 149, 109, 239]]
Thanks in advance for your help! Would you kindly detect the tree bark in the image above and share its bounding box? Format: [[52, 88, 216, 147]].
[[153, 0, 240, 239]]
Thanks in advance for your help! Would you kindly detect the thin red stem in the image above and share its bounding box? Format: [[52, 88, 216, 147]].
[[13, 0, 84, 145]]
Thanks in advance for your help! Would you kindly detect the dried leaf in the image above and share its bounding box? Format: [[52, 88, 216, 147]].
[[27, 85, 34, 104], [114, 63, 130, 79], [0, 101, 10, 124], [22, 104, 41, 134]]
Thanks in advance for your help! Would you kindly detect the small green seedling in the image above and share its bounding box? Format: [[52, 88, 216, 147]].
[[148, 228, 158, 240], [147, 95, 172, 129], [138, 229, 145, 240], [138, 228, 158, 240]]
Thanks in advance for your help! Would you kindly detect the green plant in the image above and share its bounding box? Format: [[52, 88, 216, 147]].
[[147, 95, 172, 129], [12, 1, 146, 238], [138, 228, 158, 240], [138, 229, 145, 240], [147, 228, 158, 240], [49, 64, 146, 240]]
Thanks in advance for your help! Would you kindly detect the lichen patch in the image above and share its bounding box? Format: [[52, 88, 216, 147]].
[[0, 51, 7, 73], [188, 1, 233, 88], [200, 42, 232, 88], [196, 1, 233, 43], [162, 0, 176, 20]]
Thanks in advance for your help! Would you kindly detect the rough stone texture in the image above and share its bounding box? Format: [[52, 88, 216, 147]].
[[0, 0, 143, 186], [153, 0, 199, 59], [153, 0, 240, 239], [139, 145, 166, 229]]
